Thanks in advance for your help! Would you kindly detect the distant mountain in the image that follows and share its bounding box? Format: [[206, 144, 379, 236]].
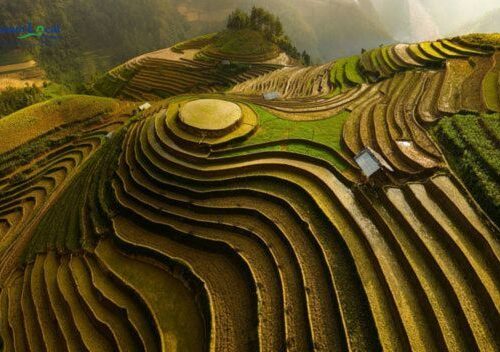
[[278, 0, 395, 59], [174, 0, 394, 60], [368, 0, 440, 42], [456, 8, 500, 35], [418, 0, 499, 36]]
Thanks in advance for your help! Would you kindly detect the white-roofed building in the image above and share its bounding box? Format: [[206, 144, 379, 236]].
[[354, 147, 394, 178], [263, 91, 281, 101], [139, 102, 152, 111]]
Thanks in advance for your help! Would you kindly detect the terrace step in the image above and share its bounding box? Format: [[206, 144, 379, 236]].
[[7, 272, 29, 351], [31, 254, 66, 351], [69, 255, 142, 351], [20, 264, 45, 352], [44, 251, 87, 351], [57, 256, 115, 351], [84, 254, 160, 352], [95, 236, 209, 352]]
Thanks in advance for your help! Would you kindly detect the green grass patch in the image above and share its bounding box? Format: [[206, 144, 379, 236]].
[[482, 71, 500, 111], [172, 33, 217, 52], [459, 33, 500, 48], [210, 29, 278, 57], [220, 105, 350, 170], [93, 64, 138, 97], [330, 56, 366, 91]]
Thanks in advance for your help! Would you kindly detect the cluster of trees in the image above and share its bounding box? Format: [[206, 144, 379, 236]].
[[228, 7, 283, 39], [0, 84, 46, 118], [227, 7, 311, 65]]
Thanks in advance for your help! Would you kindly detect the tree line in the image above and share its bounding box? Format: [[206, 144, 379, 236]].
[[0, 85, 46, 118], [227, 7, 311, 65]]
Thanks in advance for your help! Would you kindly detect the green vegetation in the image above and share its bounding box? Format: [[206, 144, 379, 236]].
[[0, 95, 121, 154], [225, 7, 309, 63], [172, 33, 218, 53], [96, 239, 206, 352], [459, 33, 500, 49], [329, 56, 367, 93], [91, 64, 139, 97], [0, 85, 46, 118], [0, 133, 76, 179], [0, 82, 70, 118], [212, 29, 278, 57], [0, 0, 190, 87], [21, 128, 125, 262], [0, 49, 33, 66], [433, 113, 500, 224], [220, 105, 350, 170]]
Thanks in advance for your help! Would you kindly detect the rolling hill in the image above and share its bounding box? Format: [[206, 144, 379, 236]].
[[0, 28, 499, 352]]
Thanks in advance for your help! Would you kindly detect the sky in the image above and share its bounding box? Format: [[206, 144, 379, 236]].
[[368, 0, 500, 41]]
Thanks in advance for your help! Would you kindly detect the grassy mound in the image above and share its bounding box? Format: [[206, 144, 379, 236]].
[[211, 29, 278, 58], [179, 99, 242, 132], [171, 33, 218, 53]]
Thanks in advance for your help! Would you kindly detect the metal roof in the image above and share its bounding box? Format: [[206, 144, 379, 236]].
[[263, 91, 280, 100], [354, 147, 393, 177], [139, 102, 151, 111]]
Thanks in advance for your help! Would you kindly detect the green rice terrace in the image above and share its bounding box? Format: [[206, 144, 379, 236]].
[[0, 26, 500, 352]]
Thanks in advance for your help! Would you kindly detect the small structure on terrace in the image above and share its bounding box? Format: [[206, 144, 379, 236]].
[[139, 102, 152, 111], [354, 147, 394, 180], [263, 91, 280, 101]]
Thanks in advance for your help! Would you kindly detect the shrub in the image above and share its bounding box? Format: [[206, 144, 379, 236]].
[[0, 85, 47, 118]]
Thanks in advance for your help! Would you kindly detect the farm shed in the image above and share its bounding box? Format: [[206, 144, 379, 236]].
[[263, 91, 280, 100], [139, 102, 152, 111], [354, 147, 393, 178]]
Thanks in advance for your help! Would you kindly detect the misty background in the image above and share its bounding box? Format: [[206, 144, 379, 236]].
[[0, 0, 498, 86], [180, 0, 500, 61]]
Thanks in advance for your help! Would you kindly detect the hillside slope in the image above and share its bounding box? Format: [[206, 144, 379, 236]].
[[93, 29, 295, 100], [0, 33, 499, 352]]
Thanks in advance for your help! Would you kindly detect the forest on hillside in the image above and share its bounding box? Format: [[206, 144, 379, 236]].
[[0, 0, 393, 88], [0, 0, 190, 88]]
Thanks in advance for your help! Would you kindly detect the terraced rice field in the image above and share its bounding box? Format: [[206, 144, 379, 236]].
[[94, 31, 286, 102], [433, 113, 500, 225], [0, 34, 499, 352]]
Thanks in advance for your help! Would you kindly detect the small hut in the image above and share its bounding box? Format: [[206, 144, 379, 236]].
[[263, 91, 280, 101], [138, 102, 152, 111], [354, 147, 393, 180]]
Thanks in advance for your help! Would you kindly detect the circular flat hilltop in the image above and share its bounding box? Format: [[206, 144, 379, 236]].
[[179, 99, 242, 134]]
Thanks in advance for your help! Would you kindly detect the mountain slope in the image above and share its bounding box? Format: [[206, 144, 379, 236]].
[[92, 29, 296, 100]]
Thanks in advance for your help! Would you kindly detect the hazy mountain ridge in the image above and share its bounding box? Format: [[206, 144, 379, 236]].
[[0, 0, 497, 86], [457, 8, 500, 35]]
